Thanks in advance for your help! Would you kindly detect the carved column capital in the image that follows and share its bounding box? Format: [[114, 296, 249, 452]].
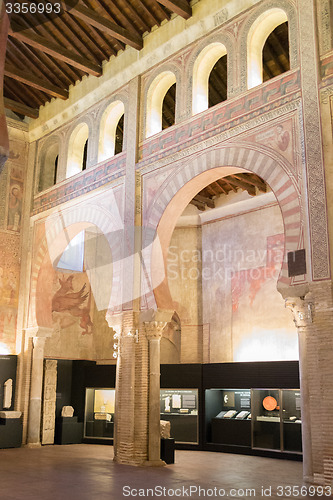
[[143, 321, 167, 340], [285, 296, 314, 328]]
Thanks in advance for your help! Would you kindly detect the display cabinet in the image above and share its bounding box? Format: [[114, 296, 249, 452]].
[[251, 389, 302, 453], [160, 389, 199, 444], [206, 389, 252, 446], [84, 388, 115, 440]]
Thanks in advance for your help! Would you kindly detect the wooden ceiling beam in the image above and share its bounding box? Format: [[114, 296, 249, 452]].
[[61, 1, 143, 50], [194, 194, 215, 209], [219, 179, 237, 193], [190, 199, 206, 211], [4, 97, 39, 119], [156, 0, 191, 19], [234, 174, 267, 192], [9, 23, 102, 76], [5, 64, 68, 99], [225, 176, 256, 195]]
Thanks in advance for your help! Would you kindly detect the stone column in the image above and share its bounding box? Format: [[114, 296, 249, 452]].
[[285, 281, 333, 485], [26, 336, 46, 447], [144, 321, 167, 466], [0, 3, 9, 172], [41, 359, 57, 445], [285, 294, 314, 483]]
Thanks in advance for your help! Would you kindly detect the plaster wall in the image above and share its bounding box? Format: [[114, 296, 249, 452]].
[[0, 122, 28, 355], [166, 225, 203, 363], [201, 196, 298, 363]]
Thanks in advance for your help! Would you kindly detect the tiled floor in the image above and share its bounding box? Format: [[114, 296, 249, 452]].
[[0, 445, 328, 499]]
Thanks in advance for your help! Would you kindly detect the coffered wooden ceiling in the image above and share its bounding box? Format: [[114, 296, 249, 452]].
[[4, 0, 192, 118]]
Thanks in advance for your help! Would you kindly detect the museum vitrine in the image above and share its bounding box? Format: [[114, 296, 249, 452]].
[[84, 388, 115, 440], [251, 389, 302, 453], [160, 389, 199, 444], [206, 389, 252, 446]]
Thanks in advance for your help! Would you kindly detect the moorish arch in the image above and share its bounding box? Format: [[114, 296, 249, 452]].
[[29, 202, 124, 330], [142, 143, 304, 310]]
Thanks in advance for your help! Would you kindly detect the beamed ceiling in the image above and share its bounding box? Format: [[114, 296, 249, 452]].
[[190, 173, 268, 210], [4, 1, 290, 120]]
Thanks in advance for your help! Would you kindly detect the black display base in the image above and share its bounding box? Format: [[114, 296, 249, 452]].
[[55, 417, 83, 445], [0, 418, 22, 448], [211, 419, 251, 446], [161, 438, 175, 464], [204, 442, 302, 461]]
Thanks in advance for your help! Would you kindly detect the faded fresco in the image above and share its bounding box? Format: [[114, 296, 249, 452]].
[[201, 201, 298, 363], [0, 152, 26, 353], [45, 271, 94, 359], [7, 166, 24, 233]]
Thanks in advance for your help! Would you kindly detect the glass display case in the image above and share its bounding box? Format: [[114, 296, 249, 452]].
[[251, 389, 302, 453], [160, 389, 198, 444], [282, 389, 302, 452], [206, 389, 252, 446], [84, 388, 115, 440]]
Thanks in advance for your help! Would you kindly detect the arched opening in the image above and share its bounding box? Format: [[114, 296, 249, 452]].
[[146, 71, 176, 138], [208, 55, 227, 108], [263, 21, 290, 82], [114, 114, 124, 155], [247, 9, 289, 89], [38, 142, 59, 192], [162, 83, 176, 130], [192, 43, 227, 115], [158, 171, 297, 364], [98, 101, 125, 162], [66, 123, 89, 178]]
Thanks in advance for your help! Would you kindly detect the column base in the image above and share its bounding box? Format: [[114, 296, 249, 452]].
[[144, 459, 166, 467], [25, 442, 41, 448]]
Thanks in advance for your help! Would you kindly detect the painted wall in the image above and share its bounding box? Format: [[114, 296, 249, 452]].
[[0, 123, 28, 354], [166, 224, 203, 363], [201, 194, 298, 363]]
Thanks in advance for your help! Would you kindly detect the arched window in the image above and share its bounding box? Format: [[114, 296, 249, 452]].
[[66, 123, 89, 178], [146, 71, 176, 138], [162, 83, 176, 130], [98, 100, 125, 162], [247, 9, 289, 89], [263, 22, 289, 82], [38, 142, 59, 192], [192, 43, 227, 115]]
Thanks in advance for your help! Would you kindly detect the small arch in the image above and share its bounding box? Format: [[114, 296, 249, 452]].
[[162, 83, 176, 130], [247, 8, 289, 89], [146, 71, 177, 138], [192, 43, 227, 115], [38, 142, 59, 192], [98, 100, 125, 162], [66, 122, 89, 178]]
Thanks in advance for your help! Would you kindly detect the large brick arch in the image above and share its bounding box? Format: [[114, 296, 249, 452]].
[[29, 203, 123, 328], [142, 143, 304, 310]]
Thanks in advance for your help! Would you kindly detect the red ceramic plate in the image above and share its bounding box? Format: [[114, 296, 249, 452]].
[[263, 396, 278, 411]]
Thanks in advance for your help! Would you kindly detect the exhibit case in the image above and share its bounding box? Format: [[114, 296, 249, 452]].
[[251, 389, 302, 453], [84, 388, 115, 440], [206, 389, 252, 447], [160, 389, 199, 444]]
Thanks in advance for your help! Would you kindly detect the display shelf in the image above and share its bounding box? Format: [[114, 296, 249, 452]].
[[160, 389, 198, 444], [84, 387, 115, 440]]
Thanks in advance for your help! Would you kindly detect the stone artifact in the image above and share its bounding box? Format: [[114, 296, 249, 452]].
[[3, 379, 13, 409], [160, 420, 171, 439], [61, 406, 74, 417]]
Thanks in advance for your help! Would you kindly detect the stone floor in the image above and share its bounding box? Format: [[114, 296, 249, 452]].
[[0, 445, 329, 499]]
